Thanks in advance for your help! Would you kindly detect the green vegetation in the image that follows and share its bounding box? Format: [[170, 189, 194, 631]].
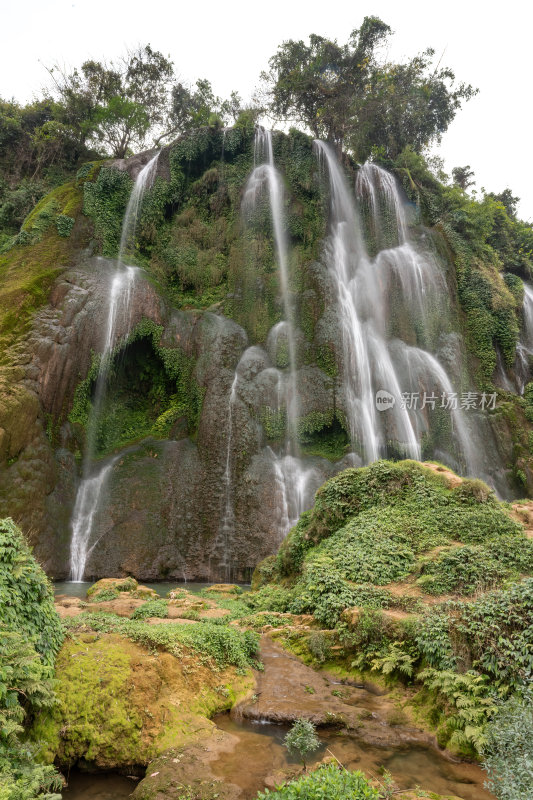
[[0, 518, 63, 664], [482, 688, 533, 800], [256, 763, 379, 800], [0, 519, 62, 799], [263, 18, 475, 158], [131, 599, 169, 619], [69, 318, 204, 455], [251, 461, 533, 755], [63, 612, 260, 670], [276, 460, 521, 579], [283, 718, 320, 770], [83, 165, 132, 255], [417, 580, 533, 689]]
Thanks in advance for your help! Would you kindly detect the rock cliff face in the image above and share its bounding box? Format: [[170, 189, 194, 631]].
[[0, 126, 532, 581], [17, 257, 343, 580]]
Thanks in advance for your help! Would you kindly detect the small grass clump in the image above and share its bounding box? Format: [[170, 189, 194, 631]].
[[131, 599, 169, 620]]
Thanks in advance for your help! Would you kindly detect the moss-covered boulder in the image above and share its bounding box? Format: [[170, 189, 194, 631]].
[[32, 631, 254, 770], [204, 584, 243, 595], [86, 576, 158, 602]]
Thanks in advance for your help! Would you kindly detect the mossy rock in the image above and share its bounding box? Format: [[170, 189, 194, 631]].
[[86, 577, 139, 600], [31, 632, 254, 770], [205, 584, 243, 595]]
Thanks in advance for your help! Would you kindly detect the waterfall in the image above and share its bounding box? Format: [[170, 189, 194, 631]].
[[69, 152, 160, 581], [245, 128, 299, 440], [218, 371, 239, 580], [314, 142, 477, 473], [251, 130, 326, 535], [212, 129, 322, 559], [523, 283, 533, 350], [516, 282, 533, 393], [314, 141, 420, 462]]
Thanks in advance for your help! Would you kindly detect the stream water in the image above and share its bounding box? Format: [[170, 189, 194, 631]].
[[69, 152, 160, 581], [62, 770, 136, 799], [58, 715, 495, 800], [212, 714, 494, 800]]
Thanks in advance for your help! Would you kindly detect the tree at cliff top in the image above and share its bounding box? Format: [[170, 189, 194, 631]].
[[262, 17, 476, 159], [46, 44, 174, 158], [163, 78, 243, 141]]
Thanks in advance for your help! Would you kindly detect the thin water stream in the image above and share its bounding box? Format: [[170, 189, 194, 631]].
[[56, 718, 495, 800]]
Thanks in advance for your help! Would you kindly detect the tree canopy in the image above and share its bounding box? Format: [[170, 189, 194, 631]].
[[262, 18, 477, 160], [47, 44, 174, 158]]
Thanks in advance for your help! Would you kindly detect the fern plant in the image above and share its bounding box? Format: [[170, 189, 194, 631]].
[[420, 668, 499, 750], [370, 642, 417, 678]]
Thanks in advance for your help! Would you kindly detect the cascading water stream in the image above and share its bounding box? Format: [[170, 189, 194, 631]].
[[315, 142, 477, 473], [251, 130, 323, 531], [245, 129, 299, 440], [214, 129, 321, 561], [69, 152, 160, 581], [217, 371, 239, 580], [516, 282, 533, 392], [314, 141, 420, 462], [522, 283, 533, 349]]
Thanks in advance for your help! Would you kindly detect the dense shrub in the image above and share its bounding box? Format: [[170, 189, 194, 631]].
[[482, 689, 533, 800], [276, 461, 517, 578], [0, 518, 63, 665], [131, 599, 169, 620], [256, 763, 379, 799], [417, 579, 533, 688], [0, 519, 63, 798]]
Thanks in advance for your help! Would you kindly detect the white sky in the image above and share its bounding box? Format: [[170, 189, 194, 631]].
[[2, 0, 532, 220]]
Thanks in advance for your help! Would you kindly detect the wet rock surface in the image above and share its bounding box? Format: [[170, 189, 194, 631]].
[[132, 633, 492, 800], [2, 257, 340, 581], [239, 637, 431, 748]]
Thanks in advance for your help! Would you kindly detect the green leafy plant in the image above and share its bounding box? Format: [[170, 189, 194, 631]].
[[131, 599, 169, 620], [55, 214, 74, 237], [256, 762, 379, 799], [64, 613, 260, 670], [0, 519, 63, 665], [283, 718, 320, 770], [370, 641, 417, 678], [482, 688, 533, 800], [307, 631, 332, 663], [0, 519, 63, 799], [419, 668, 498, 751]]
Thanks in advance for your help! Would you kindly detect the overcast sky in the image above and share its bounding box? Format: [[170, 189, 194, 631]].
[[2, 0, 532, 220]]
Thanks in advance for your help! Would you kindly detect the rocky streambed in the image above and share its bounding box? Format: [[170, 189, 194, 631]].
[[49, 580, 495, 800], [134, 636, 494, 800]]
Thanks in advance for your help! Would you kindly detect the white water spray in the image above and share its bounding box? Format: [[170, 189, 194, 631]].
[[516, 282, 533, 393], [315, 143, 478, 472], [69, 152, 160, 580]]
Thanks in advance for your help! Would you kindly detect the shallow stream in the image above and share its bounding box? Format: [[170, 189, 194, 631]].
[[211, 714, 494, 800]]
